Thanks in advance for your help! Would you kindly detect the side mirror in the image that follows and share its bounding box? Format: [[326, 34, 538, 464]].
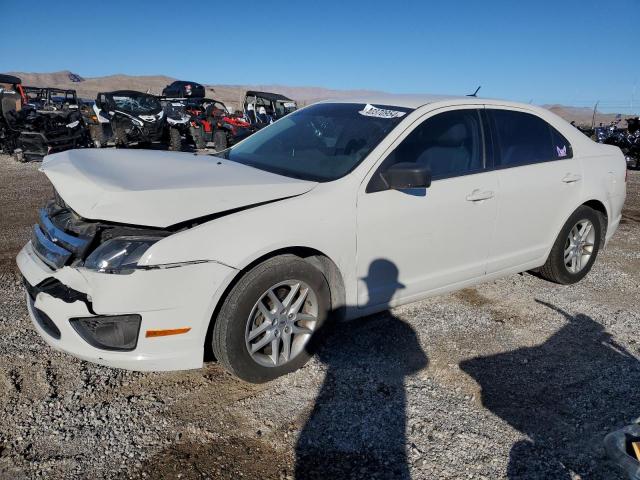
[[380, 162, 432, 190]]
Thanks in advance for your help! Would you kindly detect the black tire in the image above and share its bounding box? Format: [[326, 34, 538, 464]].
[[538, 206, 605, 285], [190, 128, 207, 149], [168, 128, 182, 151], [114, 125, 128, 148], [212, 255, 331, 383], [213, 130, 228, 151], [89, 124, 106, 148]]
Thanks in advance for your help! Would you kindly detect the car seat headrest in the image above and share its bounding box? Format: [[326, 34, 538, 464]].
[[437, 123, 467, 147]]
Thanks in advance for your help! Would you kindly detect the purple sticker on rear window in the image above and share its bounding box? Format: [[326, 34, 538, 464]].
[[556, 145, 567, 157]]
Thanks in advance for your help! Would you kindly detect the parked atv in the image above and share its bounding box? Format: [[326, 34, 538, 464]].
[[23, 87, 81, 112], [242, 91, 297, 129], [161, 97, 255, 151], [90, 91, 165, 148], [158, 97, 192, 151], [0, 75, 86, 161]]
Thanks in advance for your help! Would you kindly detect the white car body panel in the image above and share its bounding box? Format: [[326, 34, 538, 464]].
[[41, 148, 317, 227], [18, 95, 627, 371]]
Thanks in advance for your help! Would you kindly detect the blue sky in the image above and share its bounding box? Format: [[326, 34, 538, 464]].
[[1, 0, 639, 112]]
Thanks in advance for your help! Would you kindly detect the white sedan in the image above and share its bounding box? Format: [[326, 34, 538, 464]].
[[17, 95, 626, 382]]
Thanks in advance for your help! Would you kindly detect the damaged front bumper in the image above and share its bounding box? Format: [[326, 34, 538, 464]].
[[17, 241, 235, 371]]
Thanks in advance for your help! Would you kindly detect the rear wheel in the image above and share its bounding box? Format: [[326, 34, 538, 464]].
[[212, 255, 331, 383], [213, 130, 228, 151], [168, 127, 182, 151], [538, 206, 604, 284]]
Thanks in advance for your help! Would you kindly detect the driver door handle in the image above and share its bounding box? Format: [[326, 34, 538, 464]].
[[562, 173, 582, 183], [466, 189, 495, 202]]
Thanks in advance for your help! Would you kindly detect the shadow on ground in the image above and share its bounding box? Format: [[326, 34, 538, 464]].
[[461, 300, 640, 479], [295, 259, 428, 479]]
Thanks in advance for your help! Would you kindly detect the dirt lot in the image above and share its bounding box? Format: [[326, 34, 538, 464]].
[[0, 153, 638, 480]]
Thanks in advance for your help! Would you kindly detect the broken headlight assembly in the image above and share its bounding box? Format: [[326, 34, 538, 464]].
[[84, 236, 162, 274]]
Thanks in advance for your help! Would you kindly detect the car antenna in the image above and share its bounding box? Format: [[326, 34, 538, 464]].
[[467, 86, 481, 97]]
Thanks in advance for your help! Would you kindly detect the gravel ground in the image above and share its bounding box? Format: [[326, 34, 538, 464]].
[[0, 153, 639, 480]]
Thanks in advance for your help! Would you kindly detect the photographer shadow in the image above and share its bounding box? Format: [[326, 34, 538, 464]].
[[461, 300, 640, 479], [295, 259, 428, 479]]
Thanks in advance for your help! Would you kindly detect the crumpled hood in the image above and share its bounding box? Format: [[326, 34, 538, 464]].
[[41, 149, 317, 228]]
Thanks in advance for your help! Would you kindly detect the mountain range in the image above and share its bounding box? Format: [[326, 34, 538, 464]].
[[7, 70, 634, 127]]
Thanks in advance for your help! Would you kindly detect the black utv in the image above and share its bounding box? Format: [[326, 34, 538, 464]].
[[162, 81, 205, 98], [89, 90, 166, 148], [242, 90, 297, 128], [0, 74, 86, 161]]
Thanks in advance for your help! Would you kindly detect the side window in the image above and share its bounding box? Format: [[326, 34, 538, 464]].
[[550, 127, 573, 160], [375, 109, 485, 189], [490, 109, 573, 167]]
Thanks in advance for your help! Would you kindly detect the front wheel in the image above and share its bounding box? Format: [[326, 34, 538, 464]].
[[168, 127, 182, 151], [212, 255, 331, 383], [213, 130, 228, 151], [538, 206, 604, 284]]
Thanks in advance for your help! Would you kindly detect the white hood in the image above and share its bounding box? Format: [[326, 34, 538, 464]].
[[41, 149, 317, 228]]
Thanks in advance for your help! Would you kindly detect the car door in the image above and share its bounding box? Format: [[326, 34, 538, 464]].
[[356, 107, 499, 308], [484, 108, 582, 273]]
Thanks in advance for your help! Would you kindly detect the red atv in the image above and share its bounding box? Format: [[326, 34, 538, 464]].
[[177, 98, 255, 151]]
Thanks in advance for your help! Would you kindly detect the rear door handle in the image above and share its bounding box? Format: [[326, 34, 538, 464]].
[[562, 173, 582, 183], [466, 189, 495, 202]]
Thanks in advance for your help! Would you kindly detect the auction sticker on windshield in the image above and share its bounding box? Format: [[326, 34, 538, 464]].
[[358, 103, 407, 119]]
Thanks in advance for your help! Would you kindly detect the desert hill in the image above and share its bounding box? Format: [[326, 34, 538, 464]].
[[6, 70, 635, 126]]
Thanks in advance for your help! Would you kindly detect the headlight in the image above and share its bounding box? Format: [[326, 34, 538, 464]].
[[84, 236, 162, 274], [66, 120, 80, 128]]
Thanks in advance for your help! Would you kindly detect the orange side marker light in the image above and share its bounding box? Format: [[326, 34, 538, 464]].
[[145, 328, 191, 338]]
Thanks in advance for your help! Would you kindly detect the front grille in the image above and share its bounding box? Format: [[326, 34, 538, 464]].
[[27, 295, 61, 340], [31, 207, 92, 270]]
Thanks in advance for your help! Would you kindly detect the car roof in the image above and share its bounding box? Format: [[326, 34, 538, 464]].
[[317, 93, 541, 111], [0, 74, 21, 85], [102, 90, 157, 97], [169, 80, 203, 86], [245, 91, 295, 102]]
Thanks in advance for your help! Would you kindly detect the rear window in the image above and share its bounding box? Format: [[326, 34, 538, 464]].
[[490, 109, 572, 167]]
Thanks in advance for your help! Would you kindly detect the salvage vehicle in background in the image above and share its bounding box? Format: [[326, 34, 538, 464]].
[[23, 87, 80, 112], [243, 90, 297, 128], [0, 74, 86, 161], [161, 80, 205, 98], [595, 118, 640, 169], [625, 117, 640, 169], [159, 97, 192, 151], [89, 90, 165, 148], [161, 97, 254, 151], [17, 95, 626, 382]]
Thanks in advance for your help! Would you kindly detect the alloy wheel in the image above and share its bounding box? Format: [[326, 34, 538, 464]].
[[564, 219, 596, 274], [245, 280, 318, 367]]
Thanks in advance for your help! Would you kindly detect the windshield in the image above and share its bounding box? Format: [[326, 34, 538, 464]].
[[221, 103, 412, 181], [275, 100, 296, 116], [112, 94, 161, 114]]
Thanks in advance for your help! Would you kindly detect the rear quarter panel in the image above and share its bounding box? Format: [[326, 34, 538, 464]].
[[579, 142, 626, 241]]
